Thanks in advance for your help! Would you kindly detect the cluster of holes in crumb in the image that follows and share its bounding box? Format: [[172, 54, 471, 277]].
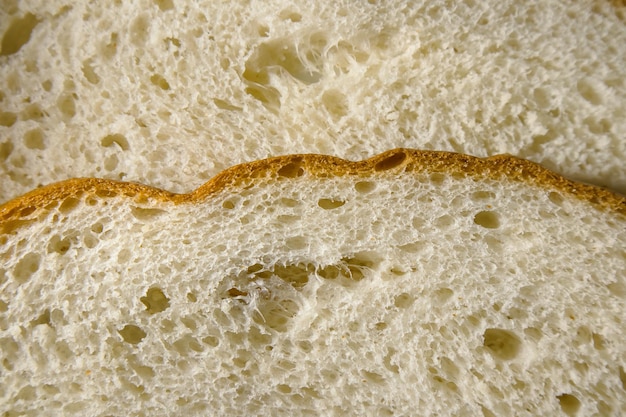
[[99, 134, 130, 173], [222, 153, 511, 233], [240, 28, 373, 113], [217, 256, 378, 333]]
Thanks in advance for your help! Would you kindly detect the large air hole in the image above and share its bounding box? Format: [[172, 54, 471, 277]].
[[119, 325, 147, 344], [318, 199, 345, 210], [474, 211, 500, 229], [0, 112, 17, 127], [1, 13, 39, 56], [131, 207, 166, 221], [557, 393, 581, 416], [140, 288, 170, 314], [101, 134, 130, 151], [58, 197, 81, 213], [30, 309, 51, 327], [23, 129, 46, 150], [277, 162, 305, 178], [374, 151, 407, 171], [272, 264, 311, 288], [483, 328, 521, 360]]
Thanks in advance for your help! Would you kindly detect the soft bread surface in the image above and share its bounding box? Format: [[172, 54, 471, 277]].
[[1, 0, 626, 203], [0, 149, 625, 416]]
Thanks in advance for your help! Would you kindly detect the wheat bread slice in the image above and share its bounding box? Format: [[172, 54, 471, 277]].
[[0, 149, 625, 416]]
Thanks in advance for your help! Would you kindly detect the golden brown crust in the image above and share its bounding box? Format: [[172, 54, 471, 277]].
[[1, 149, 625, 228]]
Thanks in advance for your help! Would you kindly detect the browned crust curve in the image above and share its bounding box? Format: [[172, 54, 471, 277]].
[[1, 149, 624, 227]]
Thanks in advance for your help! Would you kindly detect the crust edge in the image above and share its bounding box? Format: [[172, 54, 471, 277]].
[[1, 149, 624, 227]]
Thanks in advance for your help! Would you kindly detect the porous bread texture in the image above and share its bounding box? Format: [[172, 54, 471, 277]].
[[1, 0, 626, 204], [0, 151, 625, 416]]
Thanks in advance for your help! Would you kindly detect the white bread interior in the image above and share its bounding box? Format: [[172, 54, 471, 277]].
[[0, 0, 625, 203], [0, 150, 624, 416]]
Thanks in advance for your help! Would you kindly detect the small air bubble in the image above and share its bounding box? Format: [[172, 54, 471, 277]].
[[471, 190, 495, 200], [150, 74, 171, 90], [13, 253, 41, 283], [82, 59, 100, 84], [434, 288, 453, 303], [321, 89, 349, 119], [57, 92, 76, 119], [23, 129, 45, 150], [277, 384, 292, 393], [48, 235, 71, 255], [394, 292, 414, 309], [202, 335, 219, 347], [91, 222, 104, 233], [435, 214, 454, 228], [375, 322, 388, 330], [154, 0, 174, 11], [285, 236, 307, 250], [548, 191, 564, 206], [592, 333, 605, 350], [607, 282, 625, 298], [355, 181, 376, 193]]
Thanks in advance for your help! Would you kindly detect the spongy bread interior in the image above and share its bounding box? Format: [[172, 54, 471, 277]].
[[0, 150, 625, 416], [0, 0, 625, 203]]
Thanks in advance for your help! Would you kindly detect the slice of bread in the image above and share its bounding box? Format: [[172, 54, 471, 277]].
[[1, 149, 624, 416], [1, 1, 625, 204]]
